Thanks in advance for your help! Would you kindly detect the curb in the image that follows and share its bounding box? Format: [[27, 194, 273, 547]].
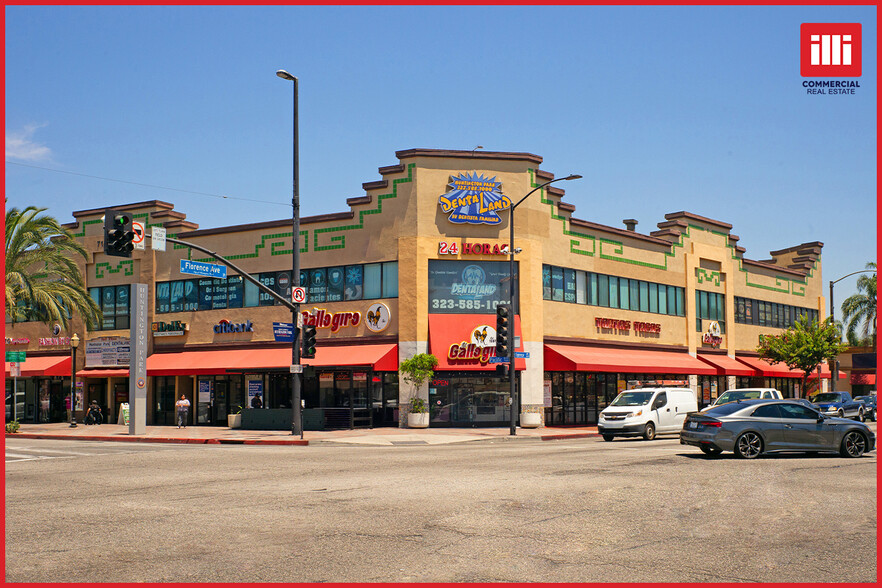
[[540, 432, 599, 441], [11, 433, 309, 446]]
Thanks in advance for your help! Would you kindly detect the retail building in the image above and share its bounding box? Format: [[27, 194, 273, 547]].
[[5, 148, 835, 429]]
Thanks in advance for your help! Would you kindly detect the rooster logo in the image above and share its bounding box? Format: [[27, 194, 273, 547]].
[[470, 325, 496, 348], [473, 327, 487, 345], [365, 303, 390, 333]]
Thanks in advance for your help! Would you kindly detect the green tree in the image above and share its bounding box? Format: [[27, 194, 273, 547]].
[[399, 353, 438, 413], [5, 206, 100, 329], [757, 314, 848, 398], [840, 262, 876, 347]]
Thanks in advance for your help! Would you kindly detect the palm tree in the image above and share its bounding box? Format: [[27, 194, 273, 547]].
[[5, 205, 100, 329], [840, 262, 876, 347]]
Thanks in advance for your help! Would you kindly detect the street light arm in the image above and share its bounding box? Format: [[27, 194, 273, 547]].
[[831, 269, 876, 286], [512, 174, 582, 211]]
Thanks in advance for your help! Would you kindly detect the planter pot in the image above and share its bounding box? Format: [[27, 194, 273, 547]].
[[520, 412, 542, 428], [407, 412, 430, 429], [227, 413, 242, 429]]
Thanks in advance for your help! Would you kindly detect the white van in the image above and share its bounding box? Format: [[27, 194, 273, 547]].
[[598, 387, 698, 441], [710, 388, 782, 407]]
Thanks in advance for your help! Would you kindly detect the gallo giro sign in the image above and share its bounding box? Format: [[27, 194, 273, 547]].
[[438, 172, 511, 225]]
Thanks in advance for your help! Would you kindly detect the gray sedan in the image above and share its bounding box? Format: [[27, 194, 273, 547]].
[[680, 399, 875, 459]]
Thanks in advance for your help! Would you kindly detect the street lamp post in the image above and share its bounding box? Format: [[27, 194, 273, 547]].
[[277, 69, 303, 438], [69, 333, 79, 428], [829, 269, 877, 392], [507, 174, 582, 435]]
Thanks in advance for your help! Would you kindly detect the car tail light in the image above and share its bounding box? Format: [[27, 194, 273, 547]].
[[702, 421, 722, 428]]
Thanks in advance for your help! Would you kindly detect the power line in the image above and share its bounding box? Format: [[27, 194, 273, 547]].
[[5, 160, 290, 207]]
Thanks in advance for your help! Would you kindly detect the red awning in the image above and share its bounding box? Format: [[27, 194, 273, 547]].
[[850, 373, 876, 385], [428, 314, 525, 371], [735, 356, 841, 379], [76, 368, 130, 378], [697, 353, 756, 377], [544, 344, 717, 375], [146, 344, 398, 376], [4, 355, 71, 377]]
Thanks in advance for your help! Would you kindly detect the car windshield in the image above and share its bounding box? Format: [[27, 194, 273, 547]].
[[702, 403, 748, 416], [610, 391, 654, 406], [855, 396, 873, 402], [716, 390, 760, 404], [812, 393, 843, 403]]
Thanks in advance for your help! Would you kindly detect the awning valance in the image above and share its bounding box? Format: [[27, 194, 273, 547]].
[[146, 344, 398, 376], [850, 373, 876, 385], [428, 314, 525, 371], [5, 355, 71, 378], [697, 353, 756, 377], [76, 368, 130, 378], [735, 356, 839, 379], [544, 345, 717, 375]]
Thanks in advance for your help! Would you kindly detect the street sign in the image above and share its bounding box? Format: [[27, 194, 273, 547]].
[[488, 356, 508, 364], [289, 365, 303, 374], [152, 226, 167, 251], [273, 322, 294, 343], [9, 362, 21, 377], [132, 221, 146, 250], [292, 287, 307, 304], [514, 351, 530, 358], [180, 259, 227, 279], [5, 351, 26, 362]]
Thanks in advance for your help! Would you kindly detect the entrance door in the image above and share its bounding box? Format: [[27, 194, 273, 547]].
[[213, 380, 229, 425], [451, 384, 476, 425]]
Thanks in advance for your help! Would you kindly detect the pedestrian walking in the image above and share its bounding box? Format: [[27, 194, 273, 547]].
[[65, 394, 72, 422], [175, 394, 190, 428]]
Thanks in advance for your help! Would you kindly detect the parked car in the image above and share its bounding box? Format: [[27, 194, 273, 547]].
[[710, 388, 782, 407], [854, 395, 877, 422], [809, 391, 865, 421], [790, 398, 817, 410], [598, 387, 698, 441], [680, 399, 875, 458]]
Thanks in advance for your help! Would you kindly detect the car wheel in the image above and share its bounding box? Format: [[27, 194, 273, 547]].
[[642, 422, 656, 441], [840, 431, 867, 458], [734, 432, 763, 459], [699, 445, 722, 456], [872, 409, 877, 422], [859, 409, 866, 422], [602, 434, 614, 442]]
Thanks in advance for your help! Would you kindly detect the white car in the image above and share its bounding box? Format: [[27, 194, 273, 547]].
[[711, 388, 782, 407], [598, 387, 698, 441]]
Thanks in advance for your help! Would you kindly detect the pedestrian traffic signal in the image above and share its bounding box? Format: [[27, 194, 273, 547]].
[[495, 303, 511, 357], [495, 363, 509, 379], [301, 324, 317, 359], [103, 209, 135, 257]]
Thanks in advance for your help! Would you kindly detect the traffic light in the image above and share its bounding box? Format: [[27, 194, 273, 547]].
[[495, 303, 511, 357], [103, 209, 135, 257], [495, 363, 509, 379], [301, 324, 317, 359]]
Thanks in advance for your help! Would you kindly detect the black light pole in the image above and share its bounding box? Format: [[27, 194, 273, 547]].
[[69, 333, 79, 428], [829, 269, 876, 392], [507, 174, 581, 435], [277, 69, 302, 438]]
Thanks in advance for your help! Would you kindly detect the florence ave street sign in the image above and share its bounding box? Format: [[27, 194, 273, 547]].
[[180, 259, 227, 279]]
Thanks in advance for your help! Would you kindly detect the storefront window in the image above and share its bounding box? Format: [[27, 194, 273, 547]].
[[344, 265, 363, 300], [90, 285, 131, 330], [327, 266, 345, 302]]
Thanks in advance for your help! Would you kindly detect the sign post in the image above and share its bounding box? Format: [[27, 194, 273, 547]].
[[129, 284, 148, 435]]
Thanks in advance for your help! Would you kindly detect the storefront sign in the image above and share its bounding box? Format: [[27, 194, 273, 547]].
[[365, 303, 391, 333], [439, 241, 510, 256], [213, 319, 254, 334], [595, 318, 662, 335], [39, 336, 72, 346], [702, 321, 723, 348], [302, 309, 362, 333], [152, 320, 188, 337], [85, 337, 130, 367], [437, 172, 511, 225], [447, 342, 498, 366], [428, 260, 512, 313], [5, 337, 30, 345], [273, 322, 294, 342]]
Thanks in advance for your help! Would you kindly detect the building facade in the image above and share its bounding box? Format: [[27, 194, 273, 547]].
[[5, 149, 834, 429]]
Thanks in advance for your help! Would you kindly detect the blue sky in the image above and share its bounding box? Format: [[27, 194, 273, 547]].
[[5, 5, 877, 311]]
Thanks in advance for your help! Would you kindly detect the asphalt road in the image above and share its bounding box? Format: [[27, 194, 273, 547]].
[[5, 430, 877, 583]]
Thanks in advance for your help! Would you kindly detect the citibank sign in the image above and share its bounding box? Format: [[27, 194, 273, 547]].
[[214, 319, 254, 334]]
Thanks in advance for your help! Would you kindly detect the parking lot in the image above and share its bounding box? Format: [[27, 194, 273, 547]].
[[5, 424, 877, 583]]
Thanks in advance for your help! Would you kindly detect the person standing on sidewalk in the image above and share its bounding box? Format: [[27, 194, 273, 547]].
[[65, 394, 72, 422], [175, 395, 190, 428]]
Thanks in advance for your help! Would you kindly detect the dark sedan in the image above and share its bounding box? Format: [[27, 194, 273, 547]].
[[680, 399, 875, 459]]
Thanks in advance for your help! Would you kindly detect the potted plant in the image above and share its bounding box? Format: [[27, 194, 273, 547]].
[[227, 406, 243, 429], [399, 353, 438, 428]]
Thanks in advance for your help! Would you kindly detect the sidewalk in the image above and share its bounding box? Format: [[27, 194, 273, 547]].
[[8, 422, 600, 446]]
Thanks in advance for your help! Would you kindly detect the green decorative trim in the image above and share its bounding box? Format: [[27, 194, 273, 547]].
[[95, 260, 134, 278], [312, 163, 415, 252], [72, 219, 102, 238], [696, 268, 721, 286]]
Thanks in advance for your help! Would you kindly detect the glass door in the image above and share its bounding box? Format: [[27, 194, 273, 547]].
[[213, 380, 228, 424], [452, 383, 476, 425]]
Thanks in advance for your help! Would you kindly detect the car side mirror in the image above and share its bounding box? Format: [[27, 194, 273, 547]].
[[817, 414, 825, 423]]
